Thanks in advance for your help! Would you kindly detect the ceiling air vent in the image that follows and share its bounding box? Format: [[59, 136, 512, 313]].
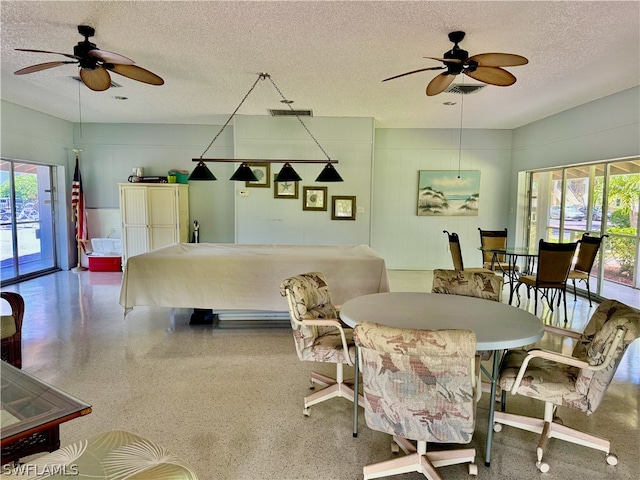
[[444, 84, 485, 95], [269, 109, 313, 117], [71, 76, 122, 88]]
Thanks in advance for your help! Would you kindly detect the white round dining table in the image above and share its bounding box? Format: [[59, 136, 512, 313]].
[[340, 291, 544, 467], [340, 292, 544, 350]]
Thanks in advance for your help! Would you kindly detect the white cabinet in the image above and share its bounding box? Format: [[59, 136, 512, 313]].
[[119, 183, 189, 263]]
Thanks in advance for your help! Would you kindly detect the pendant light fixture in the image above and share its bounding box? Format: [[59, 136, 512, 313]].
[[188, 160, 217, 181], [315, 162, 343, 182], [229, 162, 259, 182], [191, 73, 342, 182], [274, 162, 302, 182]]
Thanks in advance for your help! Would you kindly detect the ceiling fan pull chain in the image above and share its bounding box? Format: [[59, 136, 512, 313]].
[[457, 89, 464, 178], [78, 80, 83, 138]]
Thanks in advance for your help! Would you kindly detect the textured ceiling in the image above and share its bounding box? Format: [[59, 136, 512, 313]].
[[1, 1, 639, 129]]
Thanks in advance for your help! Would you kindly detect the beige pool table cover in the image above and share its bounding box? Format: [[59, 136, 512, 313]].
[[119, 243, 389, 311]]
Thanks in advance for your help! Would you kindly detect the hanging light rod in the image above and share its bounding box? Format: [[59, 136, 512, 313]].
[[189, 73, 343, 183], [190, 159, 341, 183], [192, 159, 338, 164]]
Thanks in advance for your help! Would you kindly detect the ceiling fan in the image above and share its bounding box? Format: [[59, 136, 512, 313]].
[[14, 25, 164, 91], [383, 31, 528, 96]]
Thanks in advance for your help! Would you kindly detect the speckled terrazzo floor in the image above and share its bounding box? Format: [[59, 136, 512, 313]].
[[2, 269, 638, 480]]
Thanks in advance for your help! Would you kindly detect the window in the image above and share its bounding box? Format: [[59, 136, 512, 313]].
[[1, 159, 58, 284], [525, 159, 639, 307]]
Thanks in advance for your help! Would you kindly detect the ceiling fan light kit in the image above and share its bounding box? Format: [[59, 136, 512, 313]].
[[14, 25, 164, 91], [192, 73, 343, 183], [383, 31, 528, 96]]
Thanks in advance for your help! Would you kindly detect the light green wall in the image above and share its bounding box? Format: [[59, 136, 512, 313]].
[[372, 128, 513, 269], [71, 120, 236, 243], [3, 88, 638, 271], [1, 100, 75, 269], [1, 101, 72, 165], [234, 116, 374, 245]]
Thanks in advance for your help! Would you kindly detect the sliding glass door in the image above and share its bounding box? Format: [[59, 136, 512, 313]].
[[525, 159, 639, 307], [1, 159, 58, 284], [601, 162, 639, 300]]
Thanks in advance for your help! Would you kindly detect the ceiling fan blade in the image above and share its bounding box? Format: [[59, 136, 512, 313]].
[[14, 61, 77, 75], [88, 49, 135, 65], [426, 73, 455, 96], [469, 53, 529, 67], [80, 66, 112, 91], [107, 64, 164, 85], [15, 48, 78, 60], [424, 56, 462, 64], [464, 66, 516, 86], [382, 66, 446, 82]]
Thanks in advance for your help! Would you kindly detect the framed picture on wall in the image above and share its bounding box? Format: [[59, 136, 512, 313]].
[[245, 162, 270, 188], [331, 195, 356, 220], [302, 187, 328, 211], [417, 170, 480, 216], [273, 175, 299, 199]]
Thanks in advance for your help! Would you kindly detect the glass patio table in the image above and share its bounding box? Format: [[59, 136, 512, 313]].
[[1, 362, 92, 465], [479, 245, 538, 304]]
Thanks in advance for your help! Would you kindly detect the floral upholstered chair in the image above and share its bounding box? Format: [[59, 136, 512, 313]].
[[1, 430, 198, 479], [354, 322, 478, 479], [432, 269, 503, 302], [432, 269, 502, 365], [280, 272, 361, 415], [494, 299, 640, 473], [1, 292, 24, 369]]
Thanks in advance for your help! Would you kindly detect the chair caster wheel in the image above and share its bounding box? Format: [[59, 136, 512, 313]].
[[606, 453, 618, 466], [390, 443, 400, 453], [468, 463, 478, 475], [536, 461, 550, 473], [303, 407, 310, 416], [493, 423, 503, 433]]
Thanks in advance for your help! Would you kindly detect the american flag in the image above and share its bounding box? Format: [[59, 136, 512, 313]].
[[71, 154, 88, 253]]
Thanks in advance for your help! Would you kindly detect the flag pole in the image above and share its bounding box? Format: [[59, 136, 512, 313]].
[[71, 240, 86, 272], [71, 148, 87, 272]]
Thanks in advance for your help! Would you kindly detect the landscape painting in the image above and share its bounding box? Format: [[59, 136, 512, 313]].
[[417, 170, 480, 216]]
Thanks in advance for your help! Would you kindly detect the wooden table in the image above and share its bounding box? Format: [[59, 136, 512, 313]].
[[340, 292, 544, 467], [1, 363, 92, 464]]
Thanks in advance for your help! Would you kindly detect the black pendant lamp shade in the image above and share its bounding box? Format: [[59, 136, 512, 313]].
[[274, 162, 302, 182], [230, 162, 259, 182], [188, 161, 217, 181], [315, 162, 343, 182], [192, 75, 344, 184]]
